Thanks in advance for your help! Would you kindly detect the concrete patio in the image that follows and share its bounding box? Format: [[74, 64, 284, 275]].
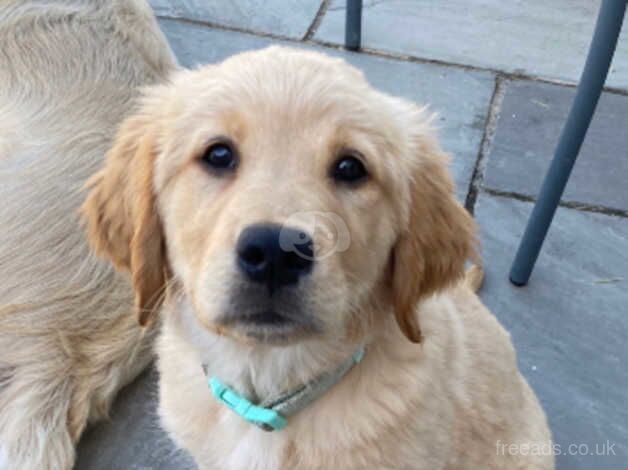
[[76, 1, 628, 469]]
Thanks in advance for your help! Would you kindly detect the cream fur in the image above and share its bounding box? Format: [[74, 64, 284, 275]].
[[83, 47, 555, 469], [0, 1, 175, 468]]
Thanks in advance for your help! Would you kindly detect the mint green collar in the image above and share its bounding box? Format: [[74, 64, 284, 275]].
[[205, 346, 365, 431]]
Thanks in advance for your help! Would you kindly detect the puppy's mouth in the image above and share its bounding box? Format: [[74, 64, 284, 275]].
[[213, 282, 322, 345], [240, 309, 290, 326], [217, 307, 321, 345], [219, 310, 320, 346]]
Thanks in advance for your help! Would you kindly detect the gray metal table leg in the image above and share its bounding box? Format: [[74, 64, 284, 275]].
[[345, 0, 363, 50], [509, 0, 627, 286]]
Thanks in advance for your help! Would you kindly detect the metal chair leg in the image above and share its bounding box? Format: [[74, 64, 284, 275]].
[[345, 0, 362, 50], [509, 0, 627, 286]]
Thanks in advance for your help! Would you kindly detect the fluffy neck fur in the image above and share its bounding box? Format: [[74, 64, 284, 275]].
[[168, 295, 369, 403], [156, 293, 459, 469]]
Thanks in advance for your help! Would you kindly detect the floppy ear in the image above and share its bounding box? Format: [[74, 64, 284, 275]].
[[391, 128, 476, 343], [82, 111, 167, 326]]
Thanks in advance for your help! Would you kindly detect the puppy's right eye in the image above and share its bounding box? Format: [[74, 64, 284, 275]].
[[331, 154, 368, 184], [201, 142, 236, 171]]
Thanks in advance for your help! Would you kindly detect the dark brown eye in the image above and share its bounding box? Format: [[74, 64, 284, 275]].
[[332, 155, 368, 183], [201, 142, 236, 171]]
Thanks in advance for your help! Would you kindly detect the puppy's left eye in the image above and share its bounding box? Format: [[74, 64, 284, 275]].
[[201, 142, 236, 171], [331, 155, 368, 184]]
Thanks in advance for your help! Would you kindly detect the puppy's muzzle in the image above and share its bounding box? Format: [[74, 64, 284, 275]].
[[236, 223, 314, 294]]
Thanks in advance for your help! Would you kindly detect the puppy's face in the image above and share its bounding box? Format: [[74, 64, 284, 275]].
[[83, 47, 474, 347]]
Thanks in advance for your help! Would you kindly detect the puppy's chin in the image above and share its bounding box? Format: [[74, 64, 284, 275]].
[[189, 311, 320, 347], [222, 319, 320, 346]]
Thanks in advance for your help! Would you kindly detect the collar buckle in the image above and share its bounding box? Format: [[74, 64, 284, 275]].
[[208, 377, 287, 431]]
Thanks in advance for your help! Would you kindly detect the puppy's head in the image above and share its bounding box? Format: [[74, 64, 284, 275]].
[[82, 46, 475, 346]]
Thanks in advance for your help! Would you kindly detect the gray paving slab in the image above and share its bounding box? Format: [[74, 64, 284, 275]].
[[75, 367, 196, 470], [475, 193, 628, 470], [158, 17, 275, 65], [315, 0, 628, 90], [149, 0, 322, 39], [484, 79, 628, 211], [159, 18, 496, 200]]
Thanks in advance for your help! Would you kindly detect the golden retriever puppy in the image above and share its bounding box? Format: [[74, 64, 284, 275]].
[[83, 46, 554, 469], [0, 1, 175, 468]]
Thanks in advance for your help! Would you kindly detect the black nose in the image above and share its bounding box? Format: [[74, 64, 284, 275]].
[[236, 223, 314, 293]]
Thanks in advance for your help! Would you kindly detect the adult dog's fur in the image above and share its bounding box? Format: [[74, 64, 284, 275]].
[[83, 47, 554, 469], [0, 1, 175, 468]]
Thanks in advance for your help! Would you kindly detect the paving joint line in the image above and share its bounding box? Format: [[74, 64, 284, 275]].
[[464, 75, 507, 215], [303, 0, 330, 41], [306, 39, 628, 97], [482, 188, 628, 218], [158, 15, 297, 42], [158, 15, 628, 97]]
